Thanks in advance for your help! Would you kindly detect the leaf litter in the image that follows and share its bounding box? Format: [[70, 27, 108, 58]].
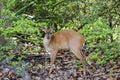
[[0, 43, 120, 80]]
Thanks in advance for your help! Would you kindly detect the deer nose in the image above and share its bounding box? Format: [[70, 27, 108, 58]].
[[47, 34, 50, 39]]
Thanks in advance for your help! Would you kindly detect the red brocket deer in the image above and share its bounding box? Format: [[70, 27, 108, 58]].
[[41, 24, 89, 75]]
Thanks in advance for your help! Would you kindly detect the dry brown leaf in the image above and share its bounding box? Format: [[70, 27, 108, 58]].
[[0, 72, 3, 77], [112, 64, 120, 69]]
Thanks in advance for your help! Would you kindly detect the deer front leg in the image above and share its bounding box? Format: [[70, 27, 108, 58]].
[[49, 50, 58, 74]]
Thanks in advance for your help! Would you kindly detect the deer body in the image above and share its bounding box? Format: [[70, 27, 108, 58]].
[[41, 25, 89, 75], [43, 29, 85, 53]]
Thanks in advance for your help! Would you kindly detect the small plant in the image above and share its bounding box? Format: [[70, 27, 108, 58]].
[[9, 61, 19, 66], [110, 68, 114, 74], [0, 52, 6, 61], [76, 60, 82, 69]]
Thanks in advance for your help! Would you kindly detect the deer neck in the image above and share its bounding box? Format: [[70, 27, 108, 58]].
[[43, 35, 52, 51]]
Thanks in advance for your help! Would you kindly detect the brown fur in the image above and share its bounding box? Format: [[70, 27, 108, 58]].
[[41, 26, 89, 75]]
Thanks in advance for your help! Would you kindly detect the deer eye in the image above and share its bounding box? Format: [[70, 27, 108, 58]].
[[47, 32, 52, 35]]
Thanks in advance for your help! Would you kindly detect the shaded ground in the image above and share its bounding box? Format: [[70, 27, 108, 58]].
[[0, 53, 120, 80], [0, 43, 120, 80]]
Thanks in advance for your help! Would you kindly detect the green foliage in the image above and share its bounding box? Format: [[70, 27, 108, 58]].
[[0, 0, 120, 68], [76, 60, 82, 69], [80, 19, 112, 43], [0, 43, 24, 67], [3, 17, 39, 35], [80, 19, 120, 65], [16, 67, 24, 76], [0, 52, 6, 61], [3, 0, 15, 9], [15, 62, 27, 76], [9, 61, 19, 66], [1, 15, 43, 44]]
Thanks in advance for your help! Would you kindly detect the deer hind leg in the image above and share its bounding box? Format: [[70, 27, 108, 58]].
[[71, 48, 89, 76], [49, 50, 58, 74]]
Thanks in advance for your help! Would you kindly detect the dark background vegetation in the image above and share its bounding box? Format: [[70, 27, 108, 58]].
[[0, 0, 120, 79]]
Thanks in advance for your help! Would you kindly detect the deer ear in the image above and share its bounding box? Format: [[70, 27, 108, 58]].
[[50, 24, 54, 30], [40, 27, 47, 33]]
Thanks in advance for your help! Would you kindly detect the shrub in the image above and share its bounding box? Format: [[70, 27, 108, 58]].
[[80, 19, 120, 65]]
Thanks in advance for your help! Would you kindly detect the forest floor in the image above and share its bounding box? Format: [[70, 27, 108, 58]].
[[0, 43, 120, 80]]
